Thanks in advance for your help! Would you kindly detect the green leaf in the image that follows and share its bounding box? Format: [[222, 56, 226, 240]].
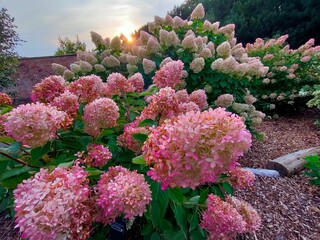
[[184, 195, 200, 206], [132, 155, 146, 165], [199, 188, 209, 204], [85, 168, 104, 176], [151, 232, 161, 240], [57, 161, 74, 168], [0, 137, 14, 144], [138, 119, 157, 127], [74, 119, 84, 130], [0, 166, 32, 181], [141, 223, 153, 236], [2, 142, 21, 154], [1, 172, 31, 188], [163, 230, 177, 240], [31, 142, 51, 162], [132, 133, 148, 142], [222, 182, 234, 195], [173, 229, 186, 240], [190, 229, 205, 240], [159, 219, 173, 231], [168, 188, 184, 204], [173, 205, 188, 238], [100, 129, 115, 137], [151, 201, 161, 226], [189, 209, 199, 231]]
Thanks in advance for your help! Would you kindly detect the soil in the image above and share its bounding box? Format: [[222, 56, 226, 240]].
[[1, 108, 320, 240]]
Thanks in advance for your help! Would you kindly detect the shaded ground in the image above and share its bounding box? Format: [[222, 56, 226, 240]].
[[1, 109, 320, 239]]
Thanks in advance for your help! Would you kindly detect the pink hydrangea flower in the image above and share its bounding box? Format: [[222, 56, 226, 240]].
[[68, 75, 104, 103], [301, 56, 311, 62], [189, 89, 208, 110], [137, 87, 180, 124], [228, 168, 255, 189], [31, 75, 66, 103], [51, 90, 79, 119], [143, 108, 252, 190], [4, 103, 67, 147], [14, 166, 93, 240], [117, 122, 150, 154], [83, 98, 119, 137], [153, 60, 184, 89], [0, 92, 13, 105], [229, 197, 261, 232], [96, 166, 152, 224], [105, 72, 134, 97], [200, 194, 246, 239], [127, 73, 145, 93], [178, 101, 200, 114], [0, 114, 6, 136], [79, 144, 112, 167]]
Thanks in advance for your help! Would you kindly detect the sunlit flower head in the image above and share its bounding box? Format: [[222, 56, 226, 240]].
[[83, 98, 119, 137], [153, 60, 184, 89], [68, 75, 104, 103], [4, 102, 67, 147], [96, 166, 152, 224], [143, 108, 252, 189], [14, 166, 93, 240], [31, 75, 66, 103]]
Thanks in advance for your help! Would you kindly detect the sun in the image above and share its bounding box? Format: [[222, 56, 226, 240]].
[[116, 22, 136, 42], [126, 35, 133, 43]]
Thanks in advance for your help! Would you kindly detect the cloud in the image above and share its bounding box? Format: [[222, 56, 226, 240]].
[[1, 0, 184, 57]]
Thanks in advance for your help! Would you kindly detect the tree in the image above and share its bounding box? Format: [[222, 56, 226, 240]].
[[54, 36, 86, 56], [0, 6, 22, 90]]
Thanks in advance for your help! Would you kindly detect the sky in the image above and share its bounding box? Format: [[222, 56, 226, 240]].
[[1, 0, 185, 57]]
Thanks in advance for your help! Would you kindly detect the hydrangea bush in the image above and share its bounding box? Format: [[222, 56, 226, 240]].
[[246, 35, 320, 113], [0, 4, 263, 240], [52, 3, 268, 133]]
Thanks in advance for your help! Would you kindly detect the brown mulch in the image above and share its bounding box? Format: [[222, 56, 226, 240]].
[[237, 108, 320, 240], [1, 109, 320, 240]]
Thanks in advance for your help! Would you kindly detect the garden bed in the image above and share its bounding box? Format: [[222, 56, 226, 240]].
[[1, 108, 320, 240]]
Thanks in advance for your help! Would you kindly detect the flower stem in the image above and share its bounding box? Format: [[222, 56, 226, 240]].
[[0, 150, 40, 168]]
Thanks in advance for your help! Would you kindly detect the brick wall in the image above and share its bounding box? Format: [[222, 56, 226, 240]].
[[9, 55, 77, 105]]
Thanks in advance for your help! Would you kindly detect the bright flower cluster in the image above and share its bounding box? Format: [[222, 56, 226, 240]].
[[0, 92, 13, 105], [200, 194, 261, 239], [4, 102, 67, 147], [83, 98, 119, 137], [137, 87, 208, 125], [68, 75, 104, 103], [152, 60, 184, 89], [228, 168, 255, 189], [105, 73, 134, 97], [51, 90, 79, 119], [143, 108, 252, 189], [117, 122, 150, 154], [77, 144, 112, 167], [31, 75, 66, 103], [13, 166, 93, 240], [96, 166, 152, 224]]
